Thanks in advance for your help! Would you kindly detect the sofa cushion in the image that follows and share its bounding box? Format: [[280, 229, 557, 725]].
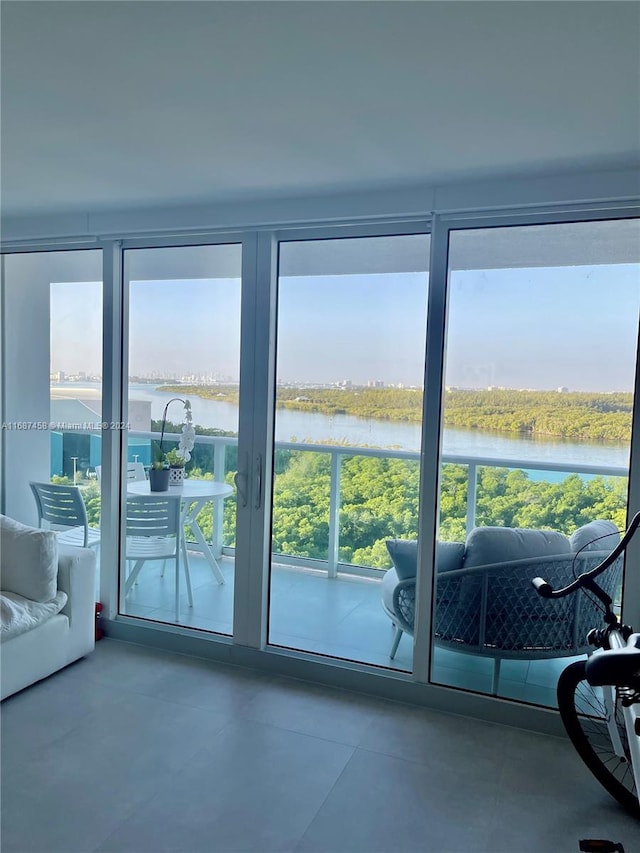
[[570, 520, 620, 554], [0, 590, 68, 641], [386, 539, 465, 580], [0, 514, 58, 602], [463, 526, 571, 569]]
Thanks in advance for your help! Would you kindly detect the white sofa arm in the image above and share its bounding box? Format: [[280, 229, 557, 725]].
[[57, 545, 96, 658]]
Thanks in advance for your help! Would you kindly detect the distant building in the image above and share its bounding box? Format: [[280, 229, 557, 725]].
[[49, 391, 152, 478]]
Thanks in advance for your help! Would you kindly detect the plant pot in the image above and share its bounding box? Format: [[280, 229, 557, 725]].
[[169, 465, 185, 486], [149, 467, 170, 492]]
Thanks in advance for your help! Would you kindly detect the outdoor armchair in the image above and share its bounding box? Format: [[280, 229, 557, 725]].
[[382, 521, 623, 693]]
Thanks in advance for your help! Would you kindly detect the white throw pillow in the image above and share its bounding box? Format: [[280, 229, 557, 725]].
[[0, 514, 58, 602]]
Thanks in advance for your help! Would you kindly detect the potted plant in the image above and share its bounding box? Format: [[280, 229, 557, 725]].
[[149, 448, 170, 492], [165, 447, 188, 486], [151, 397, 195, 490]]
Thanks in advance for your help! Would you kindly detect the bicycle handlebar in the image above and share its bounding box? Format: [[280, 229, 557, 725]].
[[532, 511, 640, 600]]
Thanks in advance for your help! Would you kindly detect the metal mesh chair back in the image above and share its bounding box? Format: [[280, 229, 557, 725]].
[[433, 550, 624, 660]]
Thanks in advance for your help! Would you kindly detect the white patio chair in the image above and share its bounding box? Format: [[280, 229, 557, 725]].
[[95, 462, 147, 483], [124, 495, 193, 621], [96, 463, 172, 583], [29, 481, 101, 550]]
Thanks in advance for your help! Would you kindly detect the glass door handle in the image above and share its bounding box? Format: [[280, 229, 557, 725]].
[[255, 454, 263, 510], [234, 453, 249, 508]]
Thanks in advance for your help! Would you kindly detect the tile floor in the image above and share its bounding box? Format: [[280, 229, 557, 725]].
[[121, 553, 579, 706], [2, 639, 640, 853]]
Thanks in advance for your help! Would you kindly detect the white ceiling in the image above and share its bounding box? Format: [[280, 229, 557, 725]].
[[1, 1, 639, 218]]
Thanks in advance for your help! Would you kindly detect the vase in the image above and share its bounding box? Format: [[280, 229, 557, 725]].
[[149, 468, 170, 492], [169, 465, 185, 486]]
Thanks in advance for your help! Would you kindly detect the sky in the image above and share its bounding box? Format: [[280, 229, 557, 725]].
[[50, 263, 640, 393]]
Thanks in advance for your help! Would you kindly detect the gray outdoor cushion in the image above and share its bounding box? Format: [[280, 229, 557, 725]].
[[570, 520, 620, 554], [386, 540, 417, 579], [463, 526, 571, 569], [386, 539, 465, 580], [437, 541, 466, 573]]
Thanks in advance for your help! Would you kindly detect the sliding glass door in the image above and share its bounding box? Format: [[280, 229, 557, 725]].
[[121, 243, 242, 633], [431, 218, 640, 703], [266, 232, 431, 669], [5, 213, 637, 717]]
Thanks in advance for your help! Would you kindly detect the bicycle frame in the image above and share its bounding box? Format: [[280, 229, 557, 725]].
[[602, 629, 640, 804], [533, 511, 640, 810]]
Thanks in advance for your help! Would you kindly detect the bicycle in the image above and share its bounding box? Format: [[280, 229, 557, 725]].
[[532, 511, 640, 817]]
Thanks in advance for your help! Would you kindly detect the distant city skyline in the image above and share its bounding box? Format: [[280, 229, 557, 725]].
[[51, 373, 635, 397], [50, 262, 640, 393]]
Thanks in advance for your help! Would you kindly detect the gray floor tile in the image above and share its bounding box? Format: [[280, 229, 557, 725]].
[[238, 676, 389, 746], [478, 726, 640, 851], [498, 678, 557, 706], [69, 636, 182, 691], [1, 782, 124, 853], [0, 663, 114, 767], [2, 689, 231, 853], [359, 701, 519, 777], [487, 754, 640, 852], [297, 747, 494, 853], [96, 719, 354, 853], [147, 607, 233, 634], [130, 653, 274, 714], [431, 663, 495, 694]]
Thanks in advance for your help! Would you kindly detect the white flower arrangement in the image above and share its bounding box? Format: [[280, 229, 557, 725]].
[[177, 400, 195, 463], [157, 397, 195, 467]]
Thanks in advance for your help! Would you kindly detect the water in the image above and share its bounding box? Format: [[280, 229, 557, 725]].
[[56, 383, 630, 471]]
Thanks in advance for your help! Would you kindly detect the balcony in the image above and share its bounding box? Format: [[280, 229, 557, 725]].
[[59, 430, 629, 706]]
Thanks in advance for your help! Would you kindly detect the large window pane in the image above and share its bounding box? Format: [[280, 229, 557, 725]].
[[268, 233, 430, 669], [432, 218, 640, 704], [121, 244, 241, 634], [1, 250, 103, 589]]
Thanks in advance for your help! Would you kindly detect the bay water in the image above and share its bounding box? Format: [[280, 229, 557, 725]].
[[127, 384, 629, 475], [53, 382, 629, 475]]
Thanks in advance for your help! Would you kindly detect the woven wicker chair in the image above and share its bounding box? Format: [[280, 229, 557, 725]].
[[383, 543, 623, 694]]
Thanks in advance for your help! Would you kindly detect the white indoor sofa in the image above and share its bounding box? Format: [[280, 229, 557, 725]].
[[1, 513, 96, 700]]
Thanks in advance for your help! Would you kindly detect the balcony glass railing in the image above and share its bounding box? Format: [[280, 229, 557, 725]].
[[51, 429, 629, 577]]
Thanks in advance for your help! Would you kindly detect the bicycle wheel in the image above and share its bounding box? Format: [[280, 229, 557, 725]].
[[557, 660, 639, 816]]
